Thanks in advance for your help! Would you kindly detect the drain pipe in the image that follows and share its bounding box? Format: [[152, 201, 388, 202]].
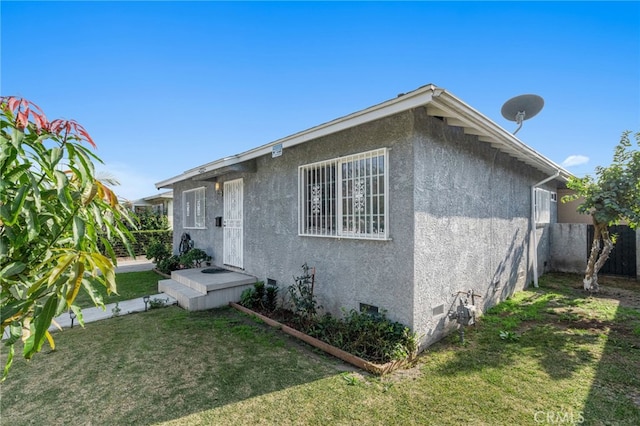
[[531, 170, 560, 287]]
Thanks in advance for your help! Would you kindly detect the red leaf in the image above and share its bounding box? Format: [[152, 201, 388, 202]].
[[32, 112, 49, 130], [16, 111, 28, 129], [7, 97, 20, 112], [77, 126, 96, 148]]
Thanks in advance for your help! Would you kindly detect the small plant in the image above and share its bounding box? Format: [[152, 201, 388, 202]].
[[288, 263, 321, 323], [239, 282, 271, 310], [253, 281, 266, 306], [240, 288, 256, 308], [341, 372, 360, 386], [149, 298, 169, 309], [499, 330, 520, 342], [264, 284, 279, 312], [112, 302, 121, 317], [157, 255, 181, 274], [180, 248, 212, 268]]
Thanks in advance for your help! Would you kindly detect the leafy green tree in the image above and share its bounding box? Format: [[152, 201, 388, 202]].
[[132, 208, 169, 231], [563, 130, 640, 292], [0, 97, 135, 380]]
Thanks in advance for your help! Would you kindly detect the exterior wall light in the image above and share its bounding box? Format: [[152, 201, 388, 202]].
[[215, 181, 223, 196]]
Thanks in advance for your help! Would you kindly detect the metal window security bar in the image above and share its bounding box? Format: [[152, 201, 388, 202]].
[[299, 148, 388, 240], [183, 187, 206, 229]]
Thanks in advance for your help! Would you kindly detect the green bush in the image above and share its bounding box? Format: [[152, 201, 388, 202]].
[[239, 281, 278, 312], [179, 248, 211, 268], [145, 239, 172, 263], [305, 309, 418, 363], [157, 255, 181, 275]]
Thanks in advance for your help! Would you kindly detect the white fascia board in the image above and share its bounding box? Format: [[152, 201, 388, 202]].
[[156, 85, 440, 189], [431, 91, 573, 182]]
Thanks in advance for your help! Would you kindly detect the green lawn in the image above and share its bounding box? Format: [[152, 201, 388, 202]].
[[73, 270, 162, 308], [1, 273, 639, 425]]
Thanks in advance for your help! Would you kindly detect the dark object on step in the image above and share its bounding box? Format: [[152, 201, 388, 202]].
[[201, 267, 231, 274]]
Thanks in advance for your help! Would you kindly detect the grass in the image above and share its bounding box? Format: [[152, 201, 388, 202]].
[[1, 273, 639, 425], [73, 270, 162, 308]]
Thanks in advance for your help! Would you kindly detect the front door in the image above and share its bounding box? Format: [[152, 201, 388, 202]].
[[223, 178, 243, 268]]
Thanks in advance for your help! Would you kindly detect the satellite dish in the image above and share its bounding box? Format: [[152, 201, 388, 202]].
[[501, 94, 544, 135]]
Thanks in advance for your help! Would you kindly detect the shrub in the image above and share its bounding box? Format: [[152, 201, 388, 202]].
[[157, 255, 181, 275], [288, 263, 321, 323], [145, 239, 171, 264], [179, 248, 211, 268], [264, 284, 278, 312], [239, 281, 279, 312], [305, 309, 418, 363]]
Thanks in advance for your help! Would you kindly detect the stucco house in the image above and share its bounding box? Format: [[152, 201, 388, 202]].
[[155, 84, 571, 347], [131, 190, 174, 229]]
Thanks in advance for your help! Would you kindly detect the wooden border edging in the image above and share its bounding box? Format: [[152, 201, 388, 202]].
[[230, 302, 404, 375]]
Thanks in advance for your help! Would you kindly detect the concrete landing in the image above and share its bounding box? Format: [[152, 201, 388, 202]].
[[159, 267, 256, 311]]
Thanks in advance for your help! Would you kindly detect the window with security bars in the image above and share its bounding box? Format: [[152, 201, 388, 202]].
[[183, 187, 206, 228], [299, 148, 388, 239]]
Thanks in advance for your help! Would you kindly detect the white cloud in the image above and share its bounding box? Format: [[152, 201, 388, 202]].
[[561, 155, 589, 168]]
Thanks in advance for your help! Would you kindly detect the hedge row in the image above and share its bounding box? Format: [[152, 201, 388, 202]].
[[105, 230, 173, 258]]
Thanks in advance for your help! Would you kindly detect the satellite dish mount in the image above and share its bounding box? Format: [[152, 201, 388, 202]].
[[501, 94, 544, 135]]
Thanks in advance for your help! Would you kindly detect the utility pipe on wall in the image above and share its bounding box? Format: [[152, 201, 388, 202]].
[[531, 170, 560, 288]]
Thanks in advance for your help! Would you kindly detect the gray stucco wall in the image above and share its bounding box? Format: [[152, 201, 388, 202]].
[[550, 223, 588, 274], [173, 110, 418, 327], [411, 109, 557, 347], [171, 107, 561, 349]]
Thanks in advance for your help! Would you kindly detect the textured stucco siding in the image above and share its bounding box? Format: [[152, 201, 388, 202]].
[[173, 111, 417, 327], [550, 223, 588, 274], [171, 106, 561, 347], [411, 110, 556, 347]]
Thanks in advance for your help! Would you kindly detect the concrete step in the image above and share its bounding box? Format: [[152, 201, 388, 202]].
[[158, 279, 204, 310], [158, 278, 254, 311], [171, 267, 256, 293]]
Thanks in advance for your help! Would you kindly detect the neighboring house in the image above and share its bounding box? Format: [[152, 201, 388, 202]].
[[131, 190, 174, 229], [156, 84, 572, 348]]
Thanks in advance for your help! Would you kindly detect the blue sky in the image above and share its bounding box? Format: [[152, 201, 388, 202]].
[[2, 1, 639, 201]]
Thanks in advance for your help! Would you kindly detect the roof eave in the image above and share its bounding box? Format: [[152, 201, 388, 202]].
[[156, 84, 441, 189], [428, 90, 572, 182], [156, 84, 572, 189]]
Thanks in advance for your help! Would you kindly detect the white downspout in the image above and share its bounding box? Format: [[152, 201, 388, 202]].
[[531, 171, 560, 287]]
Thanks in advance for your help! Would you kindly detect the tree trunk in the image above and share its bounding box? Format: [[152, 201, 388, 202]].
[[583, 217, 614, 292]]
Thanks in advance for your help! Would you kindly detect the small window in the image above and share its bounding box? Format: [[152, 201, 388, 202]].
[[535, 188, 552, 223], [183, 187, 206, 229]]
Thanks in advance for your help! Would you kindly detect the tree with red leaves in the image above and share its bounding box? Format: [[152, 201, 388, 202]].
[[0, 97, 135, 379]]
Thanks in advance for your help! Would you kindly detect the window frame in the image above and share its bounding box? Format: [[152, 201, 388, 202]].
[[183, 187, 206, 229], [298, 148, 389, 240], [535, 188, 553, 224]]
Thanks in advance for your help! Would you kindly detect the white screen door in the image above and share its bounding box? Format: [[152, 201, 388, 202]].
[[223, 178, 243, 268]]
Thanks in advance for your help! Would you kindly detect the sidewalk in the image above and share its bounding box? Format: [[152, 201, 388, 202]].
[[50, 259, 176, 331], [50, 294, 177, 331], [2, 260, 177, 339]]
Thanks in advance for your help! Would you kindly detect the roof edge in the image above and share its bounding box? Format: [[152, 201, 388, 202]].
[[156, 84, 440, 189]]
